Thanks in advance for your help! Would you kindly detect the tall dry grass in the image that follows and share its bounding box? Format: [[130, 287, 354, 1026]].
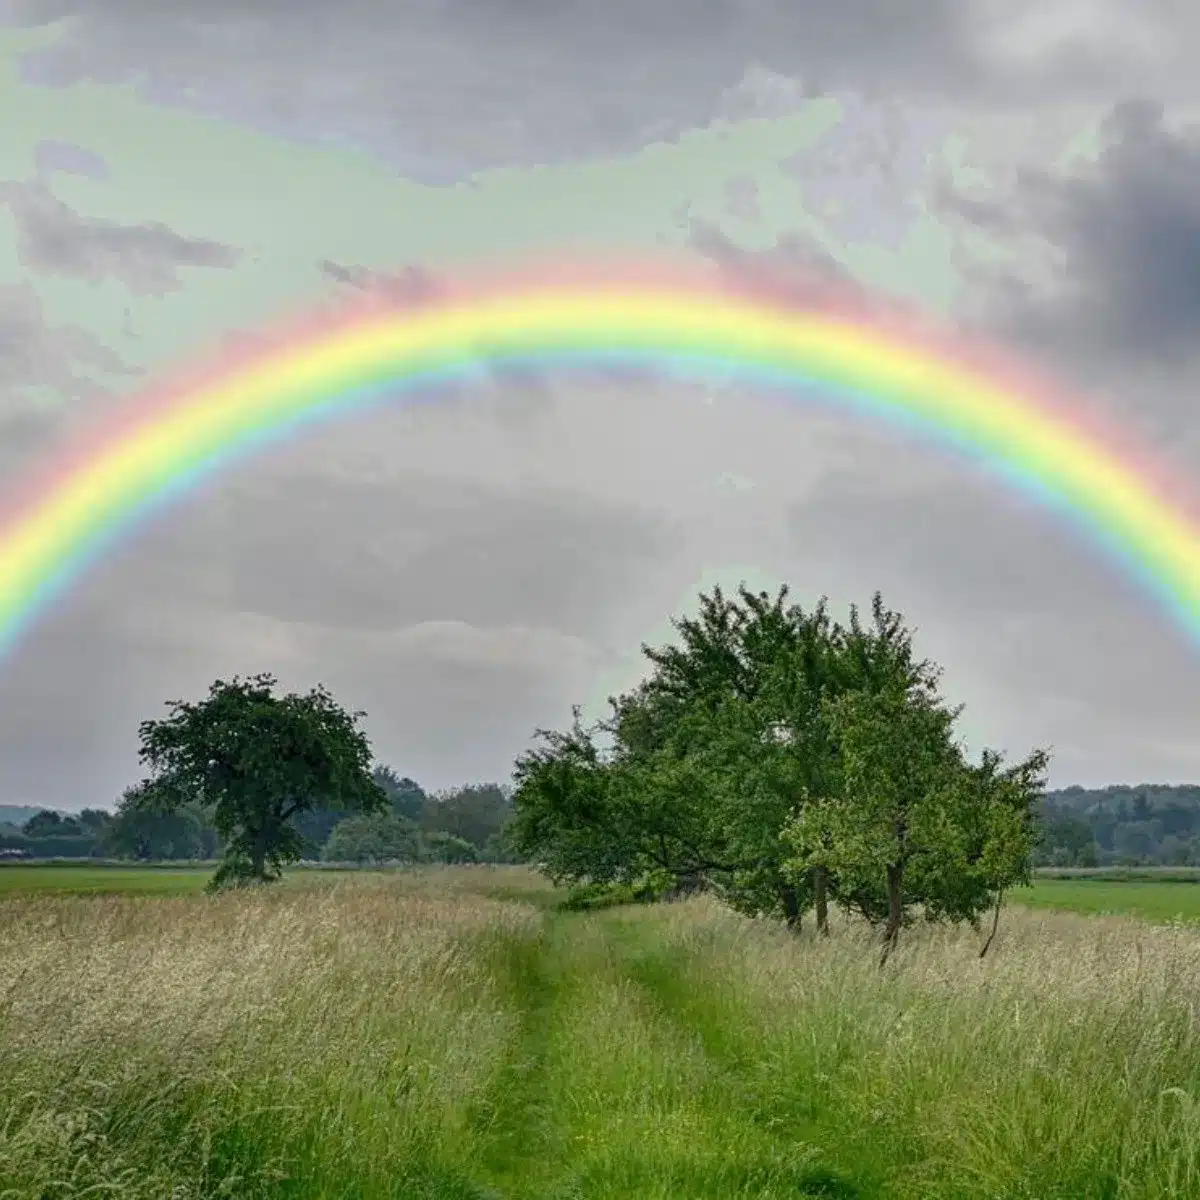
[[0, 869, 542, 1198]]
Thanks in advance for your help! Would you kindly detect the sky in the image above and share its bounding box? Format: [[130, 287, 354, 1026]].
[[1, 0, 1199, 809]]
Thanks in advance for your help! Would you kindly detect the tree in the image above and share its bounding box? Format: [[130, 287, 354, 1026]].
[[423, 830, 478, 863], [290, 805, 350, 857], [135, 673, 386, 888], [783, 679, 962, 965], [373, 766, 428, 823], [76, 809, 112, 837], [424, 783, 511, 849], [510, 709, 642, 884], [103, 782, 214, 861], [511, 584, 849, 929], [22, 810, 68, 837], [784, 688, 1048, 964], [514, 582, 1052, 960], [961, 747, 1050, 957], [12, 808, 108, 859], [322, 811, 422, 864]]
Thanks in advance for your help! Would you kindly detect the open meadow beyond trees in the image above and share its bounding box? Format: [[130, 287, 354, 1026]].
[[3, 866, 1200, 1200]]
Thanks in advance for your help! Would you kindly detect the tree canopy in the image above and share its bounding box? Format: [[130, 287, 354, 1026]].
[[512, 583, 1049, 959], [134, 673, 386, 888]]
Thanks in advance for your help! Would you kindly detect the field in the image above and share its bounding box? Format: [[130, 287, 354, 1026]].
[[0, 863, 214, 895], [4, 868, 1200, 1198], [1023, 877, 1200, 924]]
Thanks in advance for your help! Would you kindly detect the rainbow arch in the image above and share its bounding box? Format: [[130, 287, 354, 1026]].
[[0, 258, 1197, 659]]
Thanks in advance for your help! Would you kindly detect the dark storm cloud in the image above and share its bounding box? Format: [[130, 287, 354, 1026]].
[[6, 0, 988, 173], [0, 179, 243, 294], [942, 99, 1200, 371]]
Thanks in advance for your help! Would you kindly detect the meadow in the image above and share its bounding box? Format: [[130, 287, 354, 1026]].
[[0, 863, 214, 895], [1023, 877, 1200, 924], [4, 866, 1200, 1198]]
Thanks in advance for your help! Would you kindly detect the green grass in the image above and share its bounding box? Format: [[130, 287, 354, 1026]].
[[0, 862, 214, 894], [1035, 866, 1200, 883], [1020, 878, 1200, 924], [5, 866, 1200, 1198]]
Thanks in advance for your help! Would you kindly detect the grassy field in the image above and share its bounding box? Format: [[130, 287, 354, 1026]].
[[0, 863, 214, 895], [1021, 878, 1200, 924], [4, 867, 1200, 1198]]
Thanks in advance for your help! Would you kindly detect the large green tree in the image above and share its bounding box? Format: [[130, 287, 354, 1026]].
[[511, 584, 849, 928], [513, 582, 1050, 957], [135, 673, 386, 888]]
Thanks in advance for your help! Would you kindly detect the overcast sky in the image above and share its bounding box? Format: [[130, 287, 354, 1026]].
[[1, 1, 1199, 809]]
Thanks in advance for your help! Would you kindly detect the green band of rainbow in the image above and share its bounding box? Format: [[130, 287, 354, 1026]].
[[1, 262, 1197, 659]]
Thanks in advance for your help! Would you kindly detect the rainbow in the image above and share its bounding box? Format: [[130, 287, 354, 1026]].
[[1, 256, 1198, 659]]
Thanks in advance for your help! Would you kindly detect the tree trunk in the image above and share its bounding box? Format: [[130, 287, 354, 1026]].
[[978, 888, 1004, 959], [814, 866, 829, 937], [250, 830, 270, 882], [879, 863, 904, 967], [780, 883, 802, 933]]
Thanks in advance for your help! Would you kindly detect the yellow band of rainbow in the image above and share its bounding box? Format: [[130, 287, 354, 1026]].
[[0, 260, 1196, 658]]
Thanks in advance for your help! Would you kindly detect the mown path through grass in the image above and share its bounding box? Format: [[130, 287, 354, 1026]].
[[464, 902, 875, 1199]]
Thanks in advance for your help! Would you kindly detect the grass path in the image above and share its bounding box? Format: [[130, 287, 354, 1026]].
[[465, 903, 876, 1199], [467, 917, 572, 1195]]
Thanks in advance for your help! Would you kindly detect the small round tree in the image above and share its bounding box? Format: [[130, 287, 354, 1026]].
[[135, 673, 387, 890]]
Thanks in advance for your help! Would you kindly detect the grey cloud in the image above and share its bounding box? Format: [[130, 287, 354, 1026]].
[[689, 219, 842, 278], [723, 175, 762, 223], [782, 462, 1200, 787], [7, 0, 991, 174], [0, 280, 136, 485], [687, 218, 880, 315], [148, 470, 684, 639], [0, 456, 683, 808], [8, 1, 1195, 179], [0, 279, 131, 398], [5, 2, 1200, 806], [943, 99, 1200, 373], [319, 259, 444, 306], [781, 93, 947, 249], [0, 179, 243, 295], [34, 139, 110, 181]]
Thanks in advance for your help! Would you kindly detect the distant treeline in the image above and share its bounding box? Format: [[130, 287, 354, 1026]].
[[1035, 785, 1200, 867], [0, 767, 524, 865], [7, 777, 1200, 872]]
